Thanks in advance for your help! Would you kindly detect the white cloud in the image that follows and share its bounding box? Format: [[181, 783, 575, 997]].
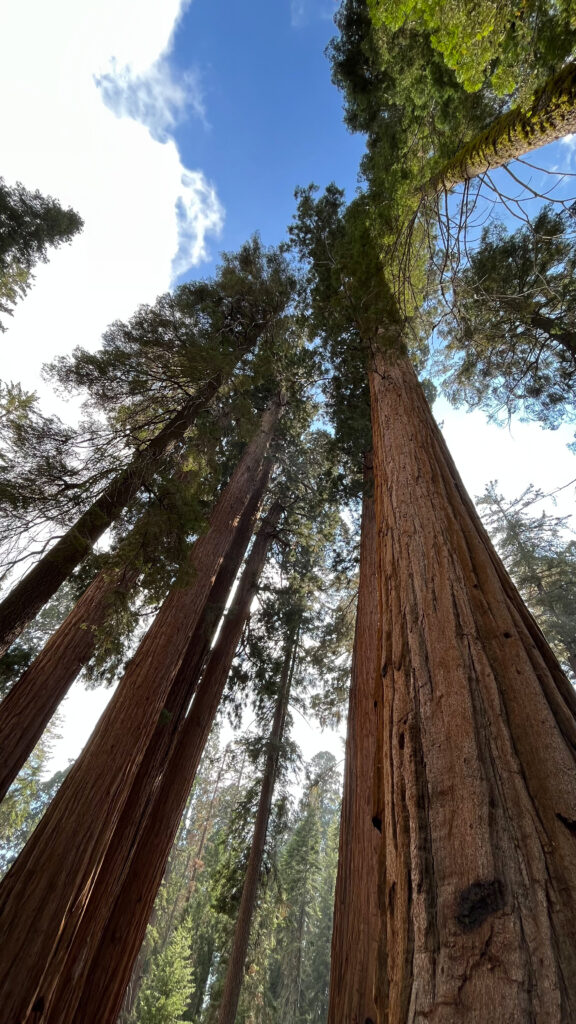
[[290, 0, 336, 28], [173, 172, 225, 275], [96, 57, 206, 143], [0, 0, 223, 406]]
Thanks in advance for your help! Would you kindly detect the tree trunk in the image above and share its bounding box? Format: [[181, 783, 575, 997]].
[[428, 62, 576, 193], [328, 453, 381, 1024], [0, 564, 139, 801], [368, 344, 576, 1022], [58, 500, 283, 1024], [217, 626, 298, 1024], [0, 367, 234, 658], [0, 399, 282, 1024], [38, 469, 275, 1024]]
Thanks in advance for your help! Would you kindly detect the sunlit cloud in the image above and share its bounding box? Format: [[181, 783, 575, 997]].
[[96, 57, 206, 143], [173, 171, 225, 276], [0, 0, 223, 405]]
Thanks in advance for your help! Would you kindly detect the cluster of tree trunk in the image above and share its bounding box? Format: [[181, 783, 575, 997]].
[[1, 26, 576, 1024], [0, 398, 282, 1021]]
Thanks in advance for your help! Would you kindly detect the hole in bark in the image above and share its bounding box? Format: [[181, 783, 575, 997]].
[[31, 995, 45, 1015], [399, 732, 405, 750], [372, 815, 382, 833], [456, 879, 505, 931], [365, 1019, 375, 1023], [381, 663, 388, 678], [388, 882, 396, 915], [503, 631, 512, 639], [374, 700, 378, 709], [557, 812, 576, 834]]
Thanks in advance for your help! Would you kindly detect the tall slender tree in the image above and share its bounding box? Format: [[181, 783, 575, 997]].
[[216, 624, 299, 1024]]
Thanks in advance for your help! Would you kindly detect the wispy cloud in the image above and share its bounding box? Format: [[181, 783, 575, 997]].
[[96, 57, 205, 143], [290, 0, 336, 28], [0, 0, 224, 401], [172, 171, 224, 278]]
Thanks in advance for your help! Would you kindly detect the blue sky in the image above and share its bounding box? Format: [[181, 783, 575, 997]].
[[169, 0, 366, 274]]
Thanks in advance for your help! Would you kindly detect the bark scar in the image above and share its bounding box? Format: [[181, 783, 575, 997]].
[[456, 879, 505, 931]]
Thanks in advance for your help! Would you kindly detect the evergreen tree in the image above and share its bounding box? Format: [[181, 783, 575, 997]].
[[368, 0, 576, 95], [0, 720, 66, 878], [136, 923, 195, 1024], [439, 206, 576, 428], [0, 238, 297, 656], [0, 177, 83, 328], [0, 398, 283, 1022], [478, 481, 576, 679], [267, 752, 341, 1024]]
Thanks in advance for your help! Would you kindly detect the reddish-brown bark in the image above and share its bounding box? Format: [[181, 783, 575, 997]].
[[368, 346, 576, 1022], [59, 500, 283, 1024], [217, 627, 298, 1024], [0, 374, 233, 659], [0, 564, 139, 802], [0, 399, 282, 1023], [328, 455, 381, 1024], [39, 469, 275, 1024]]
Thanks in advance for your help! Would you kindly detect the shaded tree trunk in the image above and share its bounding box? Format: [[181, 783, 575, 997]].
[[59, 500, 283, 1024], [39, 468, 275, 1024], [328, 453, 381, 1024], [217, 626, 298, 1024], [429, 62, 576, 192], [0, 365, 236, 658], [368, 344, 576, 1022], [0, 399, 282, 1024], [0, 564, 139, 801]]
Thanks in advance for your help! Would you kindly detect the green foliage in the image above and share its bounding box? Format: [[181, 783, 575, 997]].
[[478, 481, 576, 679], [0, 724, 68, 877], [0, 177, 83, 328], [328, 0, 500, 219], [438, 206, 576, 428], [47, 237, 298, 439], [136, 924, 195, 1024], [265, 753, 341, 1024], [368, 0, 576, 96]]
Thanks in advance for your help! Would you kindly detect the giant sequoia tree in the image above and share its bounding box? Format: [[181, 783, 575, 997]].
[[292, 1, 576, 1015], [2, 0, 576, 1018]]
